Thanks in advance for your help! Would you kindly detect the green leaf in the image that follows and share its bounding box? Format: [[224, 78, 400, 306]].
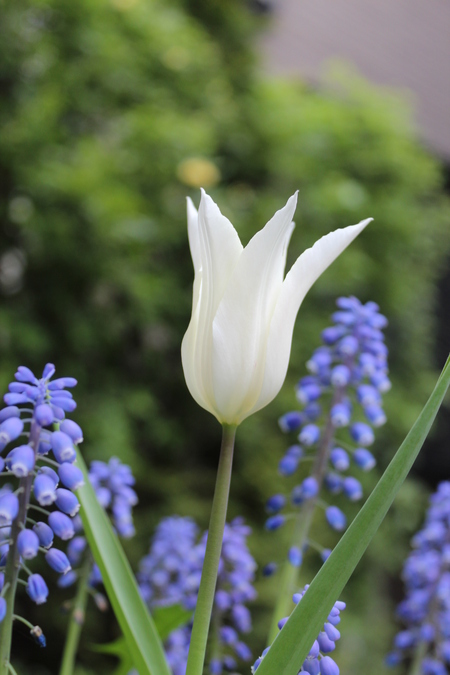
[[256, 354, 450, 675], [90, 637, 128, 656], [89, 605, 191, 675], [90, 637, 134, 675], [75, 450, 172, 675], [153, 605, 193, 641]]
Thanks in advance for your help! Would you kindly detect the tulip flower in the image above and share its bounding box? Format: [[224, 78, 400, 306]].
[[183, 191, 371, 675], [182, 190, 371, 426]]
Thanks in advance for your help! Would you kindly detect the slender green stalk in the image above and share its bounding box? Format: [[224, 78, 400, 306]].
[[267, 402, 338, 643], [5, 662, 17, 675], [0, 421, 40, 675], [409, 640, 427, 675], [267, 501, 315, 642], [185, 424, 237, 675], [12, 615, 34, 631], [59, 553, 93, 675]]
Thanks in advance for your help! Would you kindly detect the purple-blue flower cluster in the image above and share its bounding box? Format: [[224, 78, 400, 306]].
[[138, 516, 202, 612], [137, 516, 256, 675], [252, 586, 345, 675], [266, 297, 389, 568], [0, 364, 82, 627], [89, 458, 138, 539], [387, 481, 450, 673]]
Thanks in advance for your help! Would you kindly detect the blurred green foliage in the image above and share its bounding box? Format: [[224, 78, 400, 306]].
[[0, 0, 449, 673]]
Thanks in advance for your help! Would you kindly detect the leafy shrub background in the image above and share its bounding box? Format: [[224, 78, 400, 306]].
[[0, 0, 449, 672]]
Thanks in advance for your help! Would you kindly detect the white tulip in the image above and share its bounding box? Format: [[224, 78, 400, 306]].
[[182, 190, 371, 426]]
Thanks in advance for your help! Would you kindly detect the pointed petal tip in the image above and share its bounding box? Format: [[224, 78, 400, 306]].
[[199, 188, 219, 214], [348, 216, 373, 236], [286, 191, 299, 209], [199, 187, 213, 203], [266, 191, 298, 231]]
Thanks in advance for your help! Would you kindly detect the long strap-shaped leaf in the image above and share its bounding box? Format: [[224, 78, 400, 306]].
[[257, 354, 450, 675], [75, 450, 172, 675]]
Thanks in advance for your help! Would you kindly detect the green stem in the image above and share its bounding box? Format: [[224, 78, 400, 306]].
[[267, 393, 339, 644], [185, 424, 237, 675], [27, 504, 51, 517], [12, 615, 34, 631], [267, 501, 315, 642], [0, 420, 40, 675], [409, 640, 427, 675], [59, 554, 92, 675]]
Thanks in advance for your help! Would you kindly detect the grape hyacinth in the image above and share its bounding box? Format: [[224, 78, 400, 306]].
[[265, 297, 389, 638], [137, 516, 256, 675], [387, 481, 450, 673], [252, 586, 346, 675], [138, 516, 202, 612], [88, 458, 138, 539], [0, 364, 83, 665]]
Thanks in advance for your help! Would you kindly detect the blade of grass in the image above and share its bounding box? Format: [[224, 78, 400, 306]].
[[256, 354, 450, 675], [75, 450, 171, 675]]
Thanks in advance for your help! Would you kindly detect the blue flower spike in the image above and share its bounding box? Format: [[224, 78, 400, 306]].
[[0, 363, 84, 644], [268, 297, 389, 573], [387, 481, 450, 672]]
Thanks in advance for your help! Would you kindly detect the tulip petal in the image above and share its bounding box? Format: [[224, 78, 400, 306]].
[[186, 198, 202, 317], [182, 192, 243, 416], [211, 193, 298, 423], [247, 218, 373, 417], [187, 197, 201, 278]]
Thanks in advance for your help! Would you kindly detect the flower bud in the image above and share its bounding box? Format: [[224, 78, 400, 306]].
[[27, 574, 49, 604], [51, 431, 76, 463], [17, 529, 40, 559], [7, 445, 35, 477], [60, 419, 83, 444], [34, 474, 57, 506], [33, 522, 54, 548], [0, 493, 19, 524], [58, 463, 84, 490], [325, 506, 347, 532], [48, 511, 75, 540], [0, 416, 24, 446], [45, 548, 71, 574], [55, 488, 80, 516], [35, 404, 54, 427]]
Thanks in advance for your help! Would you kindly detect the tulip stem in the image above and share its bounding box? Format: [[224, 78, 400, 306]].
[[185, 423, 237, 675]]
